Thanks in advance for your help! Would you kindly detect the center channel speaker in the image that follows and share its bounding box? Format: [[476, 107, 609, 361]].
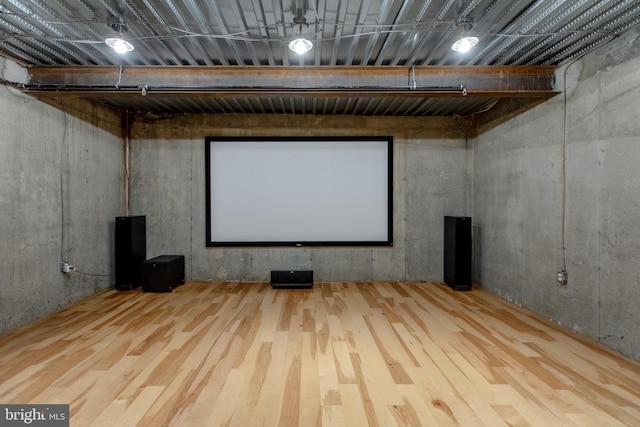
[[270, 270, 313, 289], [444, 216, 472, 291]]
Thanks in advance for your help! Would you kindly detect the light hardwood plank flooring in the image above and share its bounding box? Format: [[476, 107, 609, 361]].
[[1, 281, 639, 426]]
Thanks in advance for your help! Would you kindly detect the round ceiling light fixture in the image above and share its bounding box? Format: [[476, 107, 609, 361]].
[[451, 16, 478, 53], [289, 38, 313, 54], [451, 36, 479, 53], [288, 16, 312, 54], [105, 37, 134, 54], [105, 17, 134, 54]]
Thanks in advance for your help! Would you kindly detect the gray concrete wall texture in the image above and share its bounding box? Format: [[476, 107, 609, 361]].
[[472, 27, 640, 360], [129, 115, 471, 283], [0, 86, 123, 336]]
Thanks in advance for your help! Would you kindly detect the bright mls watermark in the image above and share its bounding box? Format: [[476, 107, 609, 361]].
[[0, 405, 68, 426]]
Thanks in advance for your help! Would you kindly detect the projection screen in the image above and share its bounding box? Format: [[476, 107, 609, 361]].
[[205, 136, 393, 246]]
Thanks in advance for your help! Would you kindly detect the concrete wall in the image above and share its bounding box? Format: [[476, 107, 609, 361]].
[[130, 114, 471, 282], [472, 27, 640, 360], [0, 85, 123, 335]]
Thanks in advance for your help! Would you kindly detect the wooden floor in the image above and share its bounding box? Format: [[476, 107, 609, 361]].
[[1, 281, 639, 426]]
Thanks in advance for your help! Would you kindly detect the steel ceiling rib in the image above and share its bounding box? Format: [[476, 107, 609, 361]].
[[353, 0, 389, 65], [351, 96, 365, 113], [360, 97, 378, 115], [440, 0, 496, 65], [269, 0, 288, 66], [171, 96, 196, 113], [274, 97, 284, 113], [463, 1, 549, 66], [370, 97, 388, 115], [158, 0, 214, 65], [542, 15, 632, 64], [185, 0, 230, 66], [410, 97, 437, 115], [530, 0, 634, 64], [183, 0, 221, 65], [430, 24, 461, 66], [410, 0, 457, 66], [208, 0, 247, 65], [246, 0, 275, 66], [140, 0, 197, 65], [211, 97, 228, 113], [1, 3, 75, 64], [262, 98, 274, 113], [482, 0, 568, 65], [0, 18, 49, 64], [329, 97, 341, 114], [425, 2, 477, 65], [496, 0, 599, 65], [359, 0, 395, 65], [27, 0, 106, 65], [228, 0, 261, 65], [65, 0, 94, 18], [387, 0, 434, 66], [416, 97, 462, 116], [188, 98, 208, 113], [373, 0, 420, 66], [135, 0, 198, 65], [0, 39, 44, 63], [340, 0, 367, 66], [461, 0, 536, 66], [601, 0, 640, 33], [51, 3, 115, 65], [391, 97, 414, 115], [516, 0, 609, 65], [457, 0, 484, 21], [302, 0, 317, 66], [388, 98, 411, 115], [21, 37, 69, 63], [159, 96, 181, 112], [110, 1, 172, 66], [322, 0, 345, 66], [401, 98, 424, 116], [256, 97, 268, 114]]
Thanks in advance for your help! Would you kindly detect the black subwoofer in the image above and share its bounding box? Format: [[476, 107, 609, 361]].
[[142, 255, 185, 292], [115, 216, 146, 290], [444, 216, 472, 291]]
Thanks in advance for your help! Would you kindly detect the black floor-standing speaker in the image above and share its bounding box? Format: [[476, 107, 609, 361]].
[[115, 215, 146, 290], [444, 216, 472, 291]]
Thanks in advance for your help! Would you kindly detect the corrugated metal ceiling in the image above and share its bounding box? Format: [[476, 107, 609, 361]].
[[0, 0, 638, 117]]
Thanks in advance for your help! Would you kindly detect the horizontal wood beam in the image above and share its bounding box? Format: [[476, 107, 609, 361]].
[[24, 65, 556, 98]]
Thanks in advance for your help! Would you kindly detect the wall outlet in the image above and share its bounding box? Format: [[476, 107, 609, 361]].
[[60, 262, 72, 273], [557, 270, 568, 285]]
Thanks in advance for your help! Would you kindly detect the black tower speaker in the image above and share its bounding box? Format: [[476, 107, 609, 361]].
[[444, 216, 472, 291], [115, 215, 146, 290]]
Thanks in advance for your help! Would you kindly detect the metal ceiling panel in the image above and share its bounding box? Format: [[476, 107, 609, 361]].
[[0, 0, 638, 117]]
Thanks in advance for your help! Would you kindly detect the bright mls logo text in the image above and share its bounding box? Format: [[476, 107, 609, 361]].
[[1, 404, 69, 426]]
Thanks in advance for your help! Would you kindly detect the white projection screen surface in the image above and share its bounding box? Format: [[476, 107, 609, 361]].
[[205, 136, 393, 246]]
